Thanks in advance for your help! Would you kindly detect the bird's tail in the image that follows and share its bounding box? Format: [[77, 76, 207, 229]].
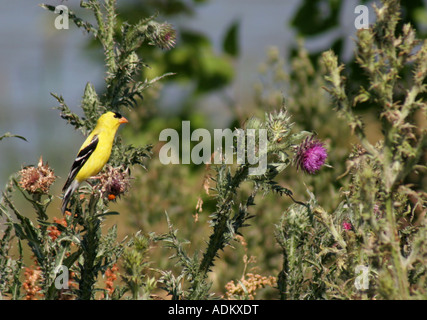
[[61, 180, 80, 214]]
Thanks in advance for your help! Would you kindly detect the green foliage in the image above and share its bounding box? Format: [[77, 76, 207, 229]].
[[0, 0, 173, 300], [276, 0, 427, 299], [156, 109, 313, 300], [275, 194, 329, 299], [291, 0, 342, 36], [0, 0, 426, 301], [223, 20, 240, 57], [121, 232, 157, 300]]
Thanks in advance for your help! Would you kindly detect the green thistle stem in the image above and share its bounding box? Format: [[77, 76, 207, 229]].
[[385, 196, 409, 299], [78, 194, 101, 300]]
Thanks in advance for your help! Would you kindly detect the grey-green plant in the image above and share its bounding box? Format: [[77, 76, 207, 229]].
[[0, 0, 174, 300], [0, 0, 425, 301], [274, 0, 426, 300], [156, 109, 318, 299]]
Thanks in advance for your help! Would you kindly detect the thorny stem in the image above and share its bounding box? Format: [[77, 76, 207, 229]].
[[104, 0, 117, 80], [78, 194, 101, 300], [277, 221, 290, 300], [385, 196, 409, 299], [189, 165, 250, 299]]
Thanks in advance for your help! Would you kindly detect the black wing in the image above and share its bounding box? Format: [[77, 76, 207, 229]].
[[62, 134, 99, 192]]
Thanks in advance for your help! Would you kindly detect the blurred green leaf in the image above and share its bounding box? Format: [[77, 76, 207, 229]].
[[223, 20, 240, 57], [291, 0, 342, 36]]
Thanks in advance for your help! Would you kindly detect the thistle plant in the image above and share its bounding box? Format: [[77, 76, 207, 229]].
[[254, 42, 349, 213], [224, 235, 277, 300], [1, 0, 425, 301], [322, 0, 426, 299], [120, 232, 157, 300], [275, 194, 327, 300], [157, 108, 326, 299], [0, 0, 173, 300], [274, 0, 426, 300]]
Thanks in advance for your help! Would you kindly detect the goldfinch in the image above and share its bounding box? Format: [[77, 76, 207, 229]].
[[61, 111, 128, 213]]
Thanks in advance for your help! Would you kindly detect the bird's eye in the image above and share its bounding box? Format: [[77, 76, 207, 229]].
[[114, 112, 122, 119]]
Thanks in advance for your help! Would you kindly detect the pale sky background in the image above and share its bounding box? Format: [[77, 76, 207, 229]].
[[0, 0, 371, 187]]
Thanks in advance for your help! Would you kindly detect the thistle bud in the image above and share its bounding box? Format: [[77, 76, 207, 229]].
[[266, 109, 293, 143], [149, 22, 177, 50]]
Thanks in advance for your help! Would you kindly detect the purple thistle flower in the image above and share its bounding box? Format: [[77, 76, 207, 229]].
[[294, 136, 328, 174], [342, 221, 353, 231]]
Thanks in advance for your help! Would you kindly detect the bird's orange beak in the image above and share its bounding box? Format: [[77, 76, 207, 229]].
[[119, 117, 128, 124]]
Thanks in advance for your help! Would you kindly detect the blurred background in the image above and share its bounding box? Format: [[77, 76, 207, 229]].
[[1, 0, 426, 298], [0, 0, 385, 187]]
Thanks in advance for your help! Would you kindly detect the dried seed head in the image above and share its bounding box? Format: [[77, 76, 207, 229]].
[[294, 136, 328, 174], [97, 165, 131, 200], [47, 217, 68, 241], [225, 273, 277, 300], [104, 264, 119, 297], [19, 156, 56, 194], [23, 267, 42, 300]]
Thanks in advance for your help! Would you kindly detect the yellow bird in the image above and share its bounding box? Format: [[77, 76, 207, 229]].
[[61, 111, 128, 213]]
